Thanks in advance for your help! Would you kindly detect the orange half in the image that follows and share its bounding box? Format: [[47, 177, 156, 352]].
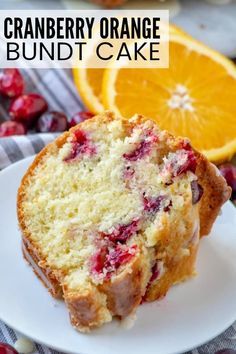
[[102, 33, 236, 162], [72, 24, 184, 114]]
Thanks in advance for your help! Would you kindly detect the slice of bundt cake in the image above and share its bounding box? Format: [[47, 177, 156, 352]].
[[17, 112, 231, 332]]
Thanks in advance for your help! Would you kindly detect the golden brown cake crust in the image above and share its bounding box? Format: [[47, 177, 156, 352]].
[[194, 151, 231, 236], [17, 111, 231, 332], [63, 252, 150, 331], [145, 243, 198, 301], [22, 238, 63, 299]]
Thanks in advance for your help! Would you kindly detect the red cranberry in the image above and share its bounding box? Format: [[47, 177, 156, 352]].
[[0, 69, 24, 98], [123, 129, 158, 162], [164, 149, 197, 181], [68, 111, 94, 128], [175, 150, 197, 176], [143, 195, 172, 213], [64, 129, 96, 162], [107, 245, 137, 270], [142, 261, 162, 302], [143, 195, 163, 213], [191, 181, 203, 204], [123, 140, 152, 161], [36, 111, 67, 133], [102, 219, 140, 243], [91, 245, 137, 278], [73, 129, 87, 143], [0, 343, 18, 354], [90, 247, 108, 274], [0, 121, 26, 137], [219, 164, 236, 194], [179, 139, 192, 151], [150, 263, 160, 283], [9, 93, 48, 127]]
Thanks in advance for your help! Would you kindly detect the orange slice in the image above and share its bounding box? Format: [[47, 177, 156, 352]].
[[102, 33, 236, 163], [72, 24, 184, 114], [73, 68, 105, 114]]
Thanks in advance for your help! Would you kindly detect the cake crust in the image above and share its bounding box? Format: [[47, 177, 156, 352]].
[[17, 111, 231, 332], [194, 153, 231, 236]]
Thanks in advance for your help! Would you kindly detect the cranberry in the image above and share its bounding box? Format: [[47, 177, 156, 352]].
[[163, 149, 197, 181], [143, 195, 163, 213], [191, 181, 203, 204], [91, 245, 137, 278], [149, 262, 160, 283], [0, 121, 26, 137], [219, 164, 236, 197], [123, 129, 158, 162], [143, 195, 172, 213], [102, 219, 140, 243], [0, 343, 18, 354], [36, 111, 67, 133], [215, 350, 236, 354], [179, 139, 192, 151], [64, 129, 96, 162], [175, 150, 197, 176], [68, 111, 94, 128], [90, 247, 108, 274], [74, 129, 87, 143], [9, 93, 48, 127], [107, 245, 137, 270], [123, 140, 152, 162], [0, 69, 24, 98], [142, 261, 162, 302]]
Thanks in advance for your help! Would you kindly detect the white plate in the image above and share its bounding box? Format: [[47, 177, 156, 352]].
[[0, 156, 236, 354]]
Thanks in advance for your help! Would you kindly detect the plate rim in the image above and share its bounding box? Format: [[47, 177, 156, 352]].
[[1, 310, 236, 354]]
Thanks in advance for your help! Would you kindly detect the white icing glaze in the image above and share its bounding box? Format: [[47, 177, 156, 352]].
[[188, 224, 200, 246], [156, 260, 165, 280], [14, 337, 35, 354], [120, 312, 137, 329]]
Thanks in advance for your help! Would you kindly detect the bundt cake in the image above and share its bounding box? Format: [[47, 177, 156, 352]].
[[17, 112, 231, 332]]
